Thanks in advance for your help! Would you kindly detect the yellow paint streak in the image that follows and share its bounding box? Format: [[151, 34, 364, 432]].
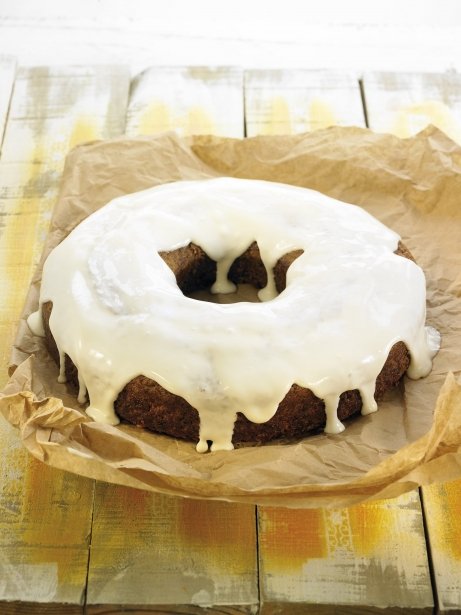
[[138, 102, 173, 134], [68, 115, 99, 150], [93, 485, 152, 555], [347, 500, 396, 558], [78, 486, 150, 586], [261, 501, 411, 572], [0, 198, 43, 385], [177, 499, 255, 575], [0, 150, 46, 384], [0, 108, 104, 585], [259, 507, 327, 572], [0, 420, 93, 591], [262, 96, 292, 135], [91, 484, 156, 554], [425, 481, 461, 561], [0, 113, 100, 386], [22, 458, 91, 544], [308, 98, 337, 130], [392, 100, 461, 144], [185, 105, 215, 135], [0, 324, 15, 386], [90, 487, 255, 580], [137, 101, 215, 136], [19, 459, 92, 589], [0, 419, 29, 533], [443, 483, 461, 560], [0, 197, 40, 386]]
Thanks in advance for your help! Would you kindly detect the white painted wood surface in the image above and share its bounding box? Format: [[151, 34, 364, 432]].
[[126, 66, 244, 137], [363, 71, 461, 144], [88, 487, 258, 611], [258, 493, 433, 613], [245, 69, 364, 136]]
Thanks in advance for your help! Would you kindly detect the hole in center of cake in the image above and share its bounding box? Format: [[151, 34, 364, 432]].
[[159, 242, 303, 304], [190, 283, 262, 304]]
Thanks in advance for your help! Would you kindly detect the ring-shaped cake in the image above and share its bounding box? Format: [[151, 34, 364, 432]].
[[28, 177, 440, 452]]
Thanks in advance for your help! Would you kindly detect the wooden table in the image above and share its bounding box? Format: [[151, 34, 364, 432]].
[[1, 57, 460, 614]]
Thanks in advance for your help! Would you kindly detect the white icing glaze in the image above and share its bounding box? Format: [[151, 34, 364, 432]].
[[27, 178, 440, 452]]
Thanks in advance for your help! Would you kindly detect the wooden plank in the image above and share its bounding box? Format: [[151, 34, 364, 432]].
[[362, 71, 461, 144], [0, 56, 16, 152], [88, 608, 255, 615], [87, 486, 258, 613], [258, 493, 433, 614], [362, 71, 461, 614], [0, 416, 94, 614], [245, 69, 434, 613], [85, 68, 258, 613], [125, 66, 244, 137], [0, 601, 82, 615], [0, 65, 130, 612], [422, 482, 461, 613], [0, 65, 130, 375], [244, 69, 364, 137]]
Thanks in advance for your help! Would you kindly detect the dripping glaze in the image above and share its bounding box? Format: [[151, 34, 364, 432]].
[[27, 177, 440, 452]]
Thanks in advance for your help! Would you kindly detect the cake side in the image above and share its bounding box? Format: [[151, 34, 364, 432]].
[[40, 240, 412, 444]]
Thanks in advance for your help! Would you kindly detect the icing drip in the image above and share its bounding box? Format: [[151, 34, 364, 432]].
[[323, 394, 345, 434], [212, 258, 237, 294], [257, 250, 279, 302], [359, 382, 379, 416], [77, 374, 87, 405], [58, 350, 67, 384], [27, 177, 440, 452], [28, 310, 45, 337]]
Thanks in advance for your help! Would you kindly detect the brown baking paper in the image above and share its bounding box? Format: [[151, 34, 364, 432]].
[[2, 126, 461, 508]]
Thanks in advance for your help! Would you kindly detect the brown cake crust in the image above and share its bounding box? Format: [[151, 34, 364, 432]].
[[41, 241, 413, 445]]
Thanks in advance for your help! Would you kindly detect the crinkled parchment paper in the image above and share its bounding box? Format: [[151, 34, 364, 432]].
[[1, 126, 461, 508]]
